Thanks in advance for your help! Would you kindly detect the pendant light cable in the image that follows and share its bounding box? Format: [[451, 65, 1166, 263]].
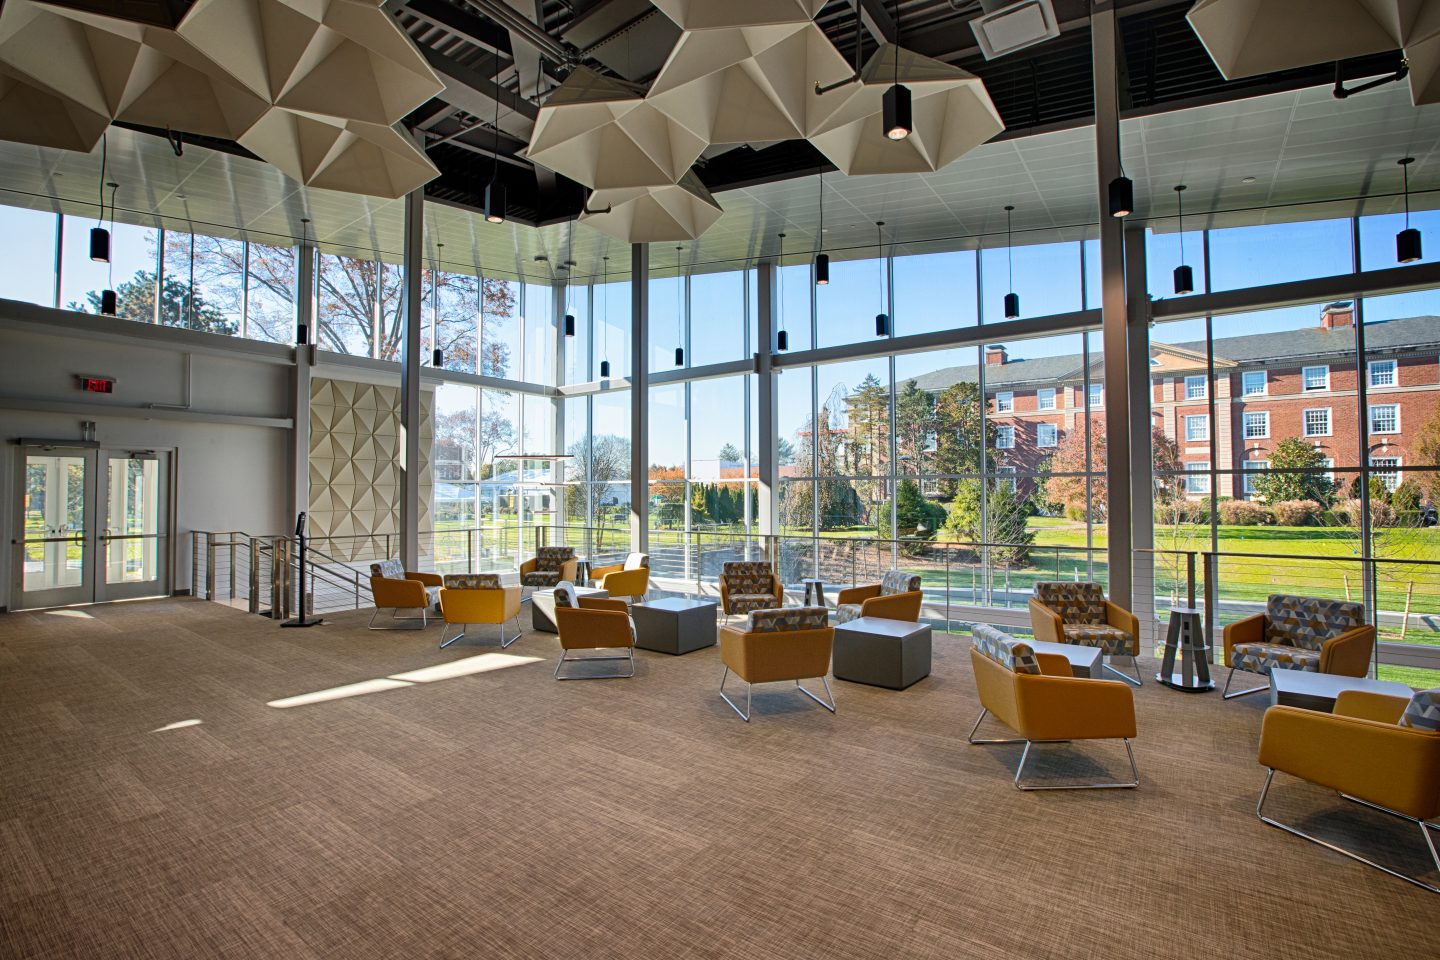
[[1403, 157, 1412, 228], [1176, 185, 1186, 260], [107, 182, 117, 288], [97, 133, 107, 224], [1005, 205, 1014, 292]]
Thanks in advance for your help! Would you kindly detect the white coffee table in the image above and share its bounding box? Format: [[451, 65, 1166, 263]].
[[1268, 671, 1412, 712]]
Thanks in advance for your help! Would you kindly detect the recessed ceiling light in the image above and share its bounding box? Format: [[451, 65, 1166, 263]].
[[1242, 176, 1257, 184]]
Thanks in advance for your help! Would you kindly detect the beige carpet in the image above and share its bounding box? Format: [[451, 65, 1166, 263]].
[[0, 599, 1434, 959]]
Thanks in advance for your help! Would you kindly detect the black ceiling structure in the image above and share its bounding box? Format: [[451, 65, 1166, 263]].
[[41, 0, 1409, 228]]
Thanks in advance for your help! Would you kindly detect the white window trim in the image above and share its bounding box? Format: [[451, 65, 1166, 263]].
[[995, 391, 1014, 413], [1242, 460, 1268, 498], [1242, 410, 1269, 439], [1184, 374, 1207, 400], [995, 425, 1014, 449], [1036, 387, 1056, 411], [1184, 462, 1211, 494], [1241, 370, 1268, 396], [1369, 403, 1401, 434], [996, 465, 1017, 492], [1184, 414, 1209, 443], [1368, 358, 1397, 388], [1369, 456, 1402, 492], [1302, 365, 1329, 391], [1087, 383, 1103, 409], [1036, 423, 1058, 448], [1302, 407, 1332, 438], [1320, 457, 1335, 482]]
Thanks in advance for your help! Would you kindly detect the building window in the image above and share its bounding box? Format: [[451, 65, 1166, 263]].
[[996, 465, 1017, 493], [994, 391, 1013, 413], [1242, 460, 1268, 498], [1184, 462, 1211, 495], [1036, 423, 1058, 447], [1241, 370, 1267, 396], [1302, 408, 1331, 437], [1242, 411, 1269, 439], [1368, 359, 1397, 387], [1370, 403, 1400, 434], [1302, 365, 1329, 391], [1037, 387, 1056, 410], [1370, 457, 1401, 492], [1184, 414, 1209, 442], [1087, 383, 1103, 409], [1184, 374, 1207, 400], [1320, 457, 1335, 481], [995, 425, 1014, 449]]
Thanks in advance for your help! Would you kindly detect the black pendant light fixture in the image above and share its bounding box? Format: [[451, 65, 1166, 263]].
[[1105, 16, 1133, 219], [882, 1, 911, 141], [563, 217, 576, 336], [1003, 205, 1019, 320], [1173, 185, 1194, 295], [674, 246, 685, 367], [874, 221, 890, 336], [814, 169, 829, 285], [485, 95, 506, 224], [599, 255, 611, 379], [90, 134, 111, 263], [431, 242, 444, 367], [98, 180, 118, 315], [776, 232, 789, 351], [1397, 156, 1422, 264], [297, 218, 311, 345]]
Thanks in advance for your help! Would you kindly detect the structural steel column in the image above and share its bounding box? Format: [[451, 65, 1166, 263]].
[[755, 260, 779, 537], [629, 243, 650, 553], [290, 239, 316, 523], [399, 190, 424, 571], [1093, 3, 1133, 608]]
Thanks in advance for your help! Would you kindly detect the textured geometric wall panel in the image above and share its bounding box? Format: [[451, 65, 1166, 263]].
[[0, 0, 443, 199], [809, 45, 1004, 176], [308, 378, 433, 562]]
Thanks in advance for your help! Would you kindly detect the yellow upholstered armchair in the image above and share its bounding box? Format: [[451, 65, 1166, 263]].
[[518, 546, 579, 595], [969, 623, 1139, 790], [591, 552, 650, 603], [438, 573, 524, 649], [835, 571, 922, 624], [1222, 594, 1375, 700], [1029, 581, 1142, 686], [718, 561, 783, 618], [368, 559, 443, 629], [1256, 688, 1440, 893], [552, 581, 636, 680], [718, 607, 835, 721]]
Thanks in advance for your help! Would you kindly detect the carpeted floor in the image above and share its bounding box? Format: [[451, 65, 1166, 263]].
[[0, 598, 1434, 959]]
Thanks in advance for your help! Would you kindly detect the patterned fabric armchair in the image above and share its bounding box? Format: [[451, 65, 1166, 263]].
[[590, 553, 650, 603], [1256, 687, 1440, 892], [718, 606, 834, 721], [718, 561, 783, 617], [368, 559, 443, 629], [969, 623, 1139, 790], [519, 546, 578, 589], [1029, 581, 1142, 685], [834, 571, 922, 624], [1222, 594, 1374, 699], [438, 573, 523, 649], [552, 581, 636, 680]]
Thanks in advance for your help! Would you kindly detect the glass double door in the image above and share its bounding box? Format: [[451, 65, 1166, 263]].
[[14, 447, 172, 609]]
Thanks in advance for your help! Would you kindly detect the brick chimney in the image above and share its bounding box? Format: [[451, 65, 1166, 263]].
[[1320, 301, 1354, 330], [985, 345, 1007, 365]]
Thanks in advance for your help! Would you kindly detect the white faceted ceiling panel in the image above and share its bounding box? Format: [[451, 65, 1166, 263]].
[[650, 0, 827, 30], [525, 67, 706, 190], [809, 44, 1004, 176], [648, 21, 854, 145], [579, 172, 723, 243]]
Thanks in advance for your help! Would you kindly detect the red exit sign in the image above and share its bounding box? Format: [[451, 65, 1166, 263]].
[[76, 375, 115, 394]]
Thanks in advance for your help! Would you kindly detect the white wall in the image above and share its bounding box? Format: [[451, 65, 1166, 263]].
[[0, 300, 295, 608]]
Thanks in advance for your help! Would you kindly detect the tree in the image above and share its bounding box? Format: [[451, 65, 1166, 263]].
[[780, 394, 863, 529], [1043, 420, 1178, 522], [894, 379, 936, 475], [565, 434, 629, 519], [777, 437, 796, 467], [931, 381, 990, 498], [79, 270, 235, 335], [877, 478, 946, 543], [941, 478, 1034, 566], [1414, 403, 1440, 504], [717, 443, 742, 462], [1251, 437, 1336, 506]]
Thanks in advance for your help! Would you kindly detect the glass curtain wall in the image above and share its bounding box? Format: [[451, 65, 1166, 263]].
[[1144, 209, 1440, 684]]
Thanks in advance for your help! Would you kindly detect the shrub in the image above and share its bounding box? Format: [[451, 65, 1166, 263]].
[[1344, 497, 1397, 528], [1392, 481, 1422, 513], [1219, 500, 1272, 526], [1271, 499, 1322, 527]]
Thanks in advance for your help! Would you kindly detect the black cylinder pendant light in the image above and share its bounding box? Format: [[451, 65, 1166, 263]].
[[100, 289, 117, 316], [297, 218, 311, 345], [874, 221, 890, 336], [776, 232, 789, 351], [814, 170, 829, 285], [599, 255, 611, 379], [563, 217, 577, 336], [1173, 185, 1194, 295], [1398, 156, 1422, 263], [564, 314, 576, 337], [882, 1, 910, 141], [1108, 176, 1134, 218], [91, 134, 111, 263], [485, 95, 506, 224], [675, 246, 685, 366], [98, 181, 118, 313], [1003, 205, 1019, 319]]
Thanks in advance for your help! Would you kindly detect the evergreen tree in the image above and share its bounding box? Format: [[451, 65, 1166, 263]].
[[80, 270, 235, 334], [894, 379, 936, 475], [931, 381, 991, 498], [1252, 437, 1336, 506]]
